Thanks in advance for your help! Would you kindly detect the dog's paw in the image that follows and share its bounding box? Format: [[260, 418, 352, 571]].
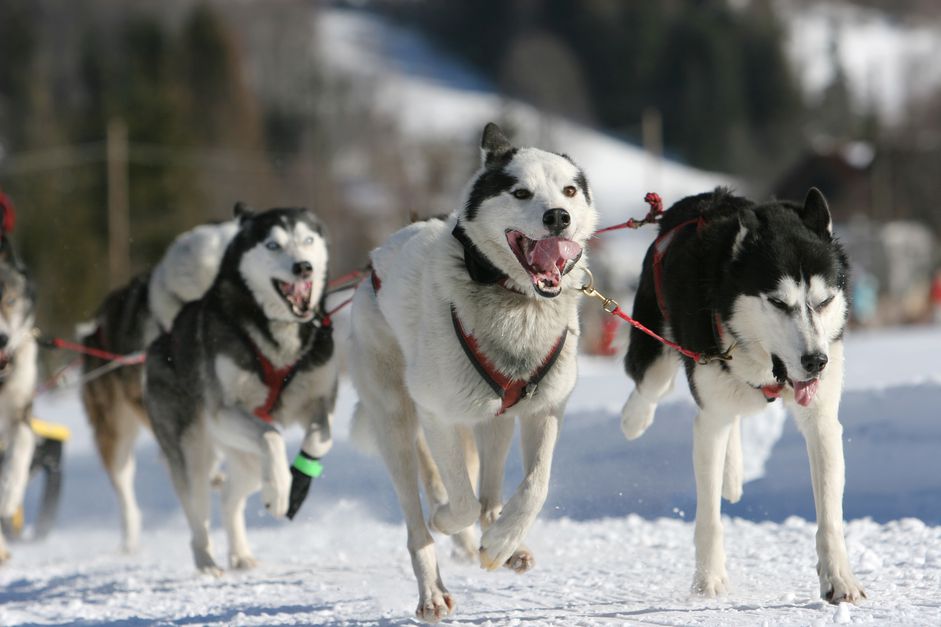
[[415, 587, 455, 623], [193, 545, 222, 577], [229, 553, 258, 570], [198, 564, 224, 578], [819, 561, 866, 604], [262, 464, 291, 518], [504, 546, 535, 574], [479, 524, 524, 572], [692, 570, 729, 598], [620, 393, 655, 440], [721, 479, 743, 504]]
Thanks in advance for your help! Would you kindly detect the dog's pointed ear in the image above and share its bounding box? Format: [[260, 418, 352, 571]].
[[480, 122, 514, 167], [732, 210, 759, 261], [233, 201, 254, 224], [800, 187, 833, 238]]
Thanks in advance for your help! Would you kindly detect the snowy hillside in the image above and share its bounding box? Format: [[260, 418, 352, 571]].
[[1, 325, 939, 625], [317, 8, 737, 281], [778, 0, 941, 122]]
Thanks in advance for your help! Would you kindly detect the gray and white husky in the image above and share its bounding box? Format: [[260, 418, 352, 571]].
[[349, 123, 597, 622], [145, 205, 337, 574], [620, 188, 865, 604], [0, 240, 37, 563], [80, 217, 237, 553]]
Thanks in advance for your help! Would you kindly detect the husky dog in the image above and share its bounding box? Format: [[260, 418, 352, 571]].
[[349, 123, 597, 622], [0, 237, 37, 563], [80, 218, 237, 553], [620, 188, 865, 603], [145, 205, 336, 574]]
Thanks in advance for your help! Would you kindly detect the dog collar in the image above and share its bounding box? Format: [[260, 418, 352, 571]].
[[450, 305, 566, 415], [451, 223, 526, 295]]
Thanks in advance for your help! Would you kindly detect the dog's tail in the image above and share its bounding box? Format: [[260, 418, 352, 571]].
[[348, 402, 379, 456]]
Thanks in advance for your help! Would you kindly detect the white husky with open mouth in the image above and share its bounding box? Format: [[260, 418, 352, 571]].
[[348, 123, 597, 622]]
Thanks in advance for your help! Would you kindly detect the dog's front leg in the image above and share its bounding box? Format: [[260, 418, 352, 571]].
[[421, 414, 480, 536], [692, 408, 735, 597], [479, 409, 560, 571], [287, 399, 334, 519], [213, 407, 291, 518], [793, 342, 865, 604], [0, 415, 36, 520]]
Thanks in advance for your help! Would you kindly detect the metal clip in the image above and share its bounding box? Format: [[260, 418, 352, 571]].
[[697, 341, 737, 365], [524, 382, 538, 399], [579, 269, 620, 313]]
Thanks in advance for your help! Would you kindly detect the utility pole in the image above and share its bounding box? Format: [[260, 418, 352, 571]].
[[106, 118, 130, 288], [642, 107, 663, 193]]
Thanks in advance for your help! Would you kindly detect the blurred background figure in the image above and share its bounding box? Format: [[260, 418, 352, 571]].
[[1, 0, 940, 349]]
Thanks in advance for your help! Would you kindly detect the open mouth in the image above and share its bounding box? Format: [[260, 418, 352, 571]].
[[272, 279, 314, 319], [505, 230, 582, 297]]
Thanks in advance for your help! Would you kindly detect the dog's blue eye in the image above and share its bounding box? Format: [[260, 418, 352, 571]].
[[512, 189, 533, 200], [303, 236, 314, 246], [767, 297, 791, 311], [266, 241, 281, 250]]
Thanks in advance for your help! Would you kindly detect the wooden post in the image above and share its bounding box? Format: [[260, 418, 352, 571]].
[[106, 118, 130, 288], [642, 107, 663, 193]]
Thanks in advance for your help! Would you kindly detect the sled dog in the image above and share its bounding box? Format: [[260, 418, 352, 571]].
[[620, 188, 865, 603], [145, 205, 336, 574], [348, 123, 597, 621], [0, 238, 36, 563], [80, 218, 237, 552]]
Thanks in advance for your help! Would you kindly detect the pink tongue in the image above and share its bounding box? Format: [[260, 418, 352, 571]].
[[793, 379, 819, 407], [528, 237, 582, 273]]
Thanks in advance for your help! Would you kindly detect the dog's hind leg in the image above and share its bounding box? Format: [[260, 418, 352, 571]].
[[220, 449, 261, 570], [621, 262, 678, 440], [479, 409, 561, 572], [94, 396, 144, 553], [792, 342, 865, 604], [721, 416, 743, 503], [691, 408, 735, 597]]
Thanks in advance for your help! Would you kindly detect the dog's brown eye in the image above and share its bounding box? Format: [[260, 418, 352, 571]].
[[512, 189, 533, 200], [563, 185, 577, 198]]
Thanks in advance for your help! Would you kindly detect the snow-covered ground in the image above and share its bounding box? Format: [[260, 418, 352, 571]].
[[1, 324, 939, 625]]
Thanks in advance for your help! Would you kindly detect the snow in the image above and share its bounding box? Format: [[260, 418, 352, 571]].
[[779, 0, 941, 123], [1, 7, 939, 626], [1, 324, 940, 625]]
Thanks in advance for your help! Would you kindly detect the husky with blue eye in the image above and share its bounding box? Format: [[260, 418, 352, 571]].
[[144, 205, 337, 575], [620, 188, 865, 604], [348, 123, 597, 622]]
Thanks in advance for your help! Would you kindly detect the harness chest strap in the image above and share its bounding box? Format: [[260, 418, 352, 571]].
[[252, 349, 300, 423], [450, 305, 567, 416]]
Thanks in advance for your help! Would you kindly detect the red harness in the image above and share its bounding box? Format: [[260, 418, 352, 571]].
[[371, 270, 566, 415], [252, 349, 301, 423], [651, 218, 703, 321], [450, 306, 566, 415]]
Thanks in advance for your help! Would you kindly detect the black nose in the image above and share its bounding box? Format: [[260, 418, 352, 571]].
[[801, 352, 828, 375], [292, 261, 313, 278], [543, 208, 571, 234], [0, 334, 7, 349]]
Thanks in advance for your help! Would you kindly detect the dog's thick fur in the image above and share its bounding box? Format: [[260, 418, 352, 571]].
[[348, 123, 597, 622], [0, 237, 37, 563], [145, 206, 337, 574], [620, 188, 865, 603], [80, 219, 237, 552]]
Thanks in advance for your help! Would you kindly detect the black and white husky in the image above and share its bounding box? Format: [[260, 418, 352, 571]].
[[349, 123, 597, 622], [0, 238, 36, 563], [620, 188, 865, 604], [145, 205, 337, 574], [81, 217, 237, 553]]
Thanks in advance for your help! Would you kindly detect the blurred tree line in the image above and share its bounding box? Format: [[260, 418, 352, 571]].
[[0, 0, 404, 339], [386, 0, 804, 177]]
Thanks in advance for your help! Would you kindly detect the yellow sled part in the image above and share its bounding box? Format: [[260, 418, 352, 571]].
[[30, 418, 70, 442]]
